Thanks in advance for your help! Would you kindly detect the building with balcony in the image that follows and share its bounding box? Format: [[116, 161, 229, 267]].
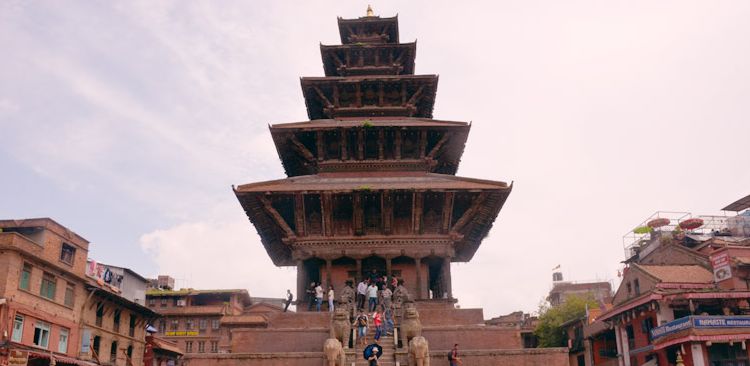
[[145, 283, 254, 355], [584, 195, 750, 366], [0, 218, 158, 366]]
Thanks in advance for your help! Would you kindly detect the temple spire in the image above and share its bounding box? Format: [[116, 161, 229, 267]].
[[366, 5, 374, 17]]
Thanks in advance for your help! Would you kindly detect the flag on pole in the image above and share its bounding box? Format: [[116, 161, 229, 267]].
[[552, 264, 561, 271]]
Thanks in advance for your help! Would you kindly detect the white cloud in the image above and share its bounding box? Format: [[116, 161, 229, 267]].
[[139, 211, 296, 298]]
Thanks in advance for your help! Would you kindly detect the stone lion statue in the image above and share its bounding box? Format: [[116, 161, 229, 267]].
[[408, 336, 430, 366], [330, 307, 351, 348], [323, 338, 345, 366], [400, 302, 422, 349], [339, 283, 356, 317]]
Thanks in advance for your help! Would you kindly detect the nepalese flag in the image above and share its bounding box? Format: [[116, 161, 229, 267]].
[[552, 264, 561, 271]]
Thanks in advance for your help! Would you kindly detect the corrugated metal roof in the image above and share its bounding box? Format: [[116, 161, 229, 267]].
[[723, 194, 750, 211]]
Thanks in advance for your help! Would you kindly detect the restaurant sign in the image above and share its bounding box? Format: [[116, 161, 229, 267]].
[[651, 316, 750, 340], [165, 331, 199, 336]]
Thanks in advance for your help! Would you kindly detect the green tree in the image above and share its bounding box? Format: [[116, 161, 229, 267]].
[[534, 294, 599, 347]]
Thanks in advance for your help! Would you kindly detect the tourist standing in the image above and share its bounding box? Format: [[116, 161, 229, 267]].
[[367, 281, 378, 312], [373, 310, 383, 341], [315, 282, 324, 312], [283, 289, 293, 312], [448, 343, 462, 366], [357, 279, 368, 310], [354, 310, 369, 346], [307, 282, 316, 311], [381, 286, 392, 311], [328, 285, 335, 312], [384, 307, 395, 336]]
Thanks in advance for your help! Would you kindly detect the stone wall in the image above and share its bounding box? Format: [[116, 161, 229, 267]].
[[422, 325, 522, 349], [428, 348, 569, 366], [230, 328, 329, 353], [182, 352, 323, 366]]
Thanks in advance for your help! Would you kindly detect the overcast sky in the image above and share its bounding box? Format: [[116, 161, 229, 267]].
[[1, 1, 748, 318]]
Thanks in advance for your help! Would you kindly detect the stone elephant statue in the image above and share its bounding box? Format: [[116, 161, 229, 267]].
[[323, 338, 345, 366], [408, 336, 430, 366], [400, 303, 422, 348], [330, 307, 351, 348]]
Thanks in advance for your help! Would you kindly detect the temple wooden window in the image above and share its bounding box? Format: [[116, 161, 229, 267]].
[[384, 128, 395, 159], [346, 130, 359, 160], [324, 130, 341, 160], [402, 129, 420, 159], [304, 194, 323, 236], [364, 128, 379, 159], [332, 194, 354, 236], [271, 195, 296, 232], [422, 192, 445, 234], [363, 193, 382, 234], [393, 192, 413, 234], [296, 132, 318, 160], [362, 84, 378, 106], [451, 192, 477, 226], [339, 84, 355, 108], [384, 83, 401, 105]]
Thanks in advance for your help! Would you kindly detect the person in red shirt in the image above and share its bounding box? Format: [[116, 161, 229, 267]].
[[448, 343, 462, 366], [373, 310, 383, 341]]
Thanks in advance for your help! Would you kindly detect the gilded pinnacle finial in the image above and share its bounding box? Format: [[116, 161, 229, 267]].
[[366, 5, 374, 17]]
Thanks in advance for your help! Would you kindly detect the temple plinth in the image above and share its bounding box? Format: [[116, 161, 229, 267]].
[[234, 11, 512, 307]]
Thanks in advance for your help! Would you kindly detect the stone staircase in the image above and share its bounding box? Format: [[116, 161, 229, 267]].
[[349, 333, 397, 366]]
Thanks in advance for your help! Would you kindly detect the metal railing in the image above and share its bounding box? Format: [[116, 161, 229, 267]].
[[622, 211, 734, 258]]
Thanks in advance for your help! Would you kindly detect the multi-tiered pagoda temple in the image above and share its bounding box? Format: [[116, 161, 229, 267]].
[[234, 10, 512, 307]]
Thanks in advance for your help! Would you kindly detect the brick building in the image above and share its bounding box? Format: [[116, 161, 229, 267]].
[[145, 284, 252, 355], [0, 218, 158, 366], [548, 279, 613, 307], [581, 198, 750, 366]]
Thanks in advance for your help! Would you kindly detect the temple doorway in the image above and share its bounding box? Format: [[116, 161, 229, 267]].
[[426, 257, 446, 299], [362, 256, 386, 282]]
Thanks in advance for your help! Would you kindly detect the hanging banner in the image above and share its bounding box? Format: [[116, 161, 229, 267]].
[[710, 252, 732, 282]]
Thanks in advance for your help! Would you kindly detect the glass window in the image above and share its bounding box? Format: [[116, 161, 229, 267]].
[[148, 298, 156, 307], [95, 302, 104, 327], [158, 320, 166, 334], [210, 341, 218, 353], [185, 341, 193, 353], [129, 315, 136, 337], [198, 341, 205, 353], [40, 272, 56, 300], [171, 319, 179, 330], [33, 321, 51, 349], [11, 315, 24, 342], [64, 283, 75, 307], [160, 298, 167, 307], [19, 263, 32, 291], [113, 309, 121, 333], [185, 319, 193, 330], [58, 328, 69, 353], [110, 341, 118, 362], [93, 336, 101, 355], [60, 243, 76, 265], [211, 319, 220, 330], [199, 319, 207, 330]]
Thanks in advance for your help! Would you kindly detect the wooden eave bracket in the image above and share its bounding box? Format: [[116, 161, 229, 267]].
[[289, 134, 316, 163], [451, 192, 489, 233], [258, 196, 296, 237]]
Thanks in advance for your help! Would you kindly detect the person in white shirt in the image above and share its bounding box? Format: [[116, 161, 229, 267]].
[[328, 286, 335, 312], [357, 280, 368, 310], [367, 282, 378, 312], [315, 283, 324, 312]]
